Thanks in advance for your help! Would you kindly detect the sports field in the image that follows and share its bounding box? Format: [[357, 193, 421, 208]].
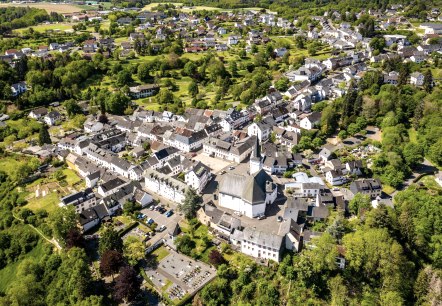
[[0, 2, 82, 13]]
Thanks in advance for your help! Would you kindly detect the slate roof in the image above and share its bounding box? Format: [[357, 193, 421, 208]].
[[219, 169, 273, 204], [242, 227, 284, 250]]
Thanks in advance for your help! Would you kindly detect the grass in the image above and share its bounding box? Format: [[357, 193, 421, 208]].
[[382, 185, 396, 195], [0, 239, 47, 293], [421, 176, 442, 192], [0, 154, 39, 178], [62, 168, 84, 187], [14, 23, 73, 34], [408, 128, 418, 144], [25, 191, 62, 214], [152, 246, 170, 262]]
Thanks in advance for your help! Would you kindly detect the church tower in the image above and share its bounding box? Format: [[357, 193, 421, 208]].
[[249, 137, 262, 175]]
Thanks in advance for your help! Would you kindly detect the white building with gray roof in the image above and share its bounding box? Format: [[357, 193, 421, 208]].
[[218, 169, 277, 218], [233, 227, 284, 262]]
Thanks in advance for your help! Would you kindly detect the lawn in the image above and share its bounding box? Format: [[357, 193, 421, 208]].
[[152, 246, 170, 262], [0, 239, 47, 293], [62, 168, 84, 187], [382, 185, 396, 195], [421, 176, 442, 192], [14, 23, 73, 34], [25, 191, 62, 214]]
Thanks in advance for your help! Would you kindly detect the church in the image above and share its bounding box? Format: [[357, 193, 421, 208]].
[[217, 141, 277, 218]]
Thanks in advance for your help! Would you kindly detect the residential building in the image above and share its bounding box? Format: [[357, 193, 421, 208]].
[[410, 72, 424, 86], [233, 227, 284, 262], [197, 204, 241, 237], [185, 162, 211, 193], [129, 84, 160, 99], [349, 178, 382, 199], [299, 112, 321, 130], [59, 188, 96, 213], [144, 169, 188, 204]]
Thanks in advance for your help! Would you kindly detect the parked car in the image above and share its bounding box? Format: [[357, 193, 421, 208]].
[[147, 218, 154, 225], [165, 210, 174, 217], [158, 225, 166, 232], [277, 216, 283, 222], [257, 214, 266, 220]]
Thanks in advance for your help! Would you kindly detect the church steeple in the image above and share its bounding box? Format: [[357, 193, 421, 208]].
[[249, 136, 262, 174]]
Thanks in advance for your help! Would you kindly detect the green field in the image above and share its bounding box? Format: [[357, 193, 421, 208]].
[[14, 23, 73, 34], [25, 191, 61, 214], [0, 239, 47, 293]]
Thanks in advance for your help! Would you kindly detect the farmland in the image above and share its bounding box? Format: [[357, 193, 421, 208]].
[[0, 2, 84, 13]]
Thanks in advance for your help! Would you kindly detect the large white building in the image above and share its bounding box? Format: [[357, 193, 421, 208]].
[[203, 136, 256, 163], [185, 162, 211, 193], [144, 169, 187, 204], [218, 169, 277, 218], [232, 227, 284, 262]]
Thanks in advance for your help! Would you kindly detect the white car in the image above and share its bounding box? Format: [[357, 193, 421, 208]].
[[158, 225, 166, 232]]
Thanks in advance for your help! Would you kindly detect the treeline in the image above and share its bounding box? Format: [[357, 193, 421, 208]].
[[0, 7, 56, 35]]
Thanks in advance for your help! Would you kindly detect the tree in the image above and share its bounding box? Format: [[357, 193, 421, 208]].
[[66, 227, 84, 249], [115, 69, 132, 87], [50, 206, 78, 245], [402, 143, 423, 168], [229, 61, 238, 76], [348, 193, 371, 216], [137, 63, 151, 82], [156, 88, 174, 105], [180, 188, 202, 219], [423, 70, 433, 93], [99, 226, 123, 256], [113, 265, 142, 303], [123, 236, 145, 265], [275, 77, 290, 92], [100, 250, 124, 279], [175, 234, 196, 256], [64, 99, 82, 118], [188, 79, 199, 98], [105, 92, 130, 115], [38, 124, 51, 145], [208, 249, 227, 267]]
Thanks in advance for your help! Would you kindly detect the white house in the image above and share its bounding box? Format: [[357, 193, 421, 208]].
[[44, 111, 61, 126], [247, 120, 272, 143], [410, 72, 424, 86], [29, 107, 48, 120], [10, 82, 27, 97], [299, 112, 321, 130], [233, 227, 284, 262], [218, 170, 277, 218], [325, 170, 346, 186], [59, 188, 96, 213], [185, 162, 211, 194], [274, 47, 288, 57], [144, 169, 187, 204], [227, 36, 239, 45]]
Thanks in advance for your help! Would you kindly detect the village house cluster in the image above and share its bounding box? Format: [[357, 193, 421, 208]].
[[2, 3, 439, 265]]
